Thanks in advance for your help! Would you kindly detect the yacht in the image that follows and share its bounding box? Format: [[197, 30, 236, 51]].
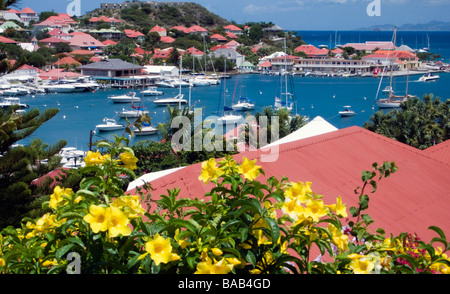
[[418, 72, 440, 82], [339, 106, 356, 117], [153, 93, 187, 106], [217, 113, 244, 125], [108, 91, 141, 103], [133, 123, 158, 136], [95, 118, 125, 132], [116, 105, 149, 118], [155, 80, 175, 88], [141, 87, 163, 96], [232, 97, 255, 111], [0, 97, 29, 109]]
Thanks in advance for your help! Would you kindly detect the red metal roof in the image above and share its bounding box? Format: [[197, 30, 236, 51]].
[[422, 140, 450, 165], [128, 126, 450, 243]]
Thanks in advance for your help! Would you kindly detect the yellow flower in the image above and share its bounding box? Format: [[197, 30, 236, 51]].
[[25, 213, 64, 239], [49, 186, 74, 210], [218, 156, 238, 175], [0, 258, 5, 267], [83, 205, 132, 238], [195, 258, 234, 274], [42, 259, 58, 267], [84, 151, 110, 166], [198, 158, 222, 184], [284, 181, 312, 203], [328, 224, 349, 253], [304, 198, 329, 222], [348, 256, 375, 274], [83, 205, 109, 234], [237, 156, 261, 181], [144, 233, 180, 266], [326, 196, 348, 218], [211, 248, 223, 256], [111, 195, 146, 218], [119, 151, 138, 170]]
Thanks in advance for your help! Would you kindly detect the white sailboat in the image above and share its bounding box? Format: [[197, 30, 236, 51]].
[[153, 56, 188, 107], [376, 27, 415, 109], [217, 61, 243, 125], [274, 38, 295, 111]]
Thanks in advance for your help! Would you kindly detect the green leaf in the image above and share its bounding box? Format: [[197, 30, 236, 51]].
[[264, 217, 280, 244], [246, 250, 256, 267], [56, 243, 75, 260]]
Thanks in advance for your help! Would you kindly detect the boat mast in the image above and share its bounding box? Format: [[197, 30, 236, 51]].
[[388, 27, 397, 99], [284, 37, 288, 108]]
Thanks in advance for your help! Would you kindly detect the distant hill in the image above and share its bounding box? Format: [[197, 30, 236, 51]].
[[85, 2, 230, 29], [356, 21, 450, 31]]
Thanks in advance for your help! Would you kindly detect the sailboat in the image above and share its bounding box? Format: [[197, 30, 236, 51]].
[[376, 27, 415, 109], [217, 61, 243, 125], [274, 38, 295, 111], [153, 56, 187, 107], [231, 73, 255, 111]]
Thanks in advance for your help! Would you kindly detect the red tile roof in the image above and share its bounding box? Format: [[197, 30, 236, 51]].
[[170, 25, 189, 33], [186, 25, 208, 33], [68, 34, 105, 48], [128, 126, 450, 244], [160, 36, 175, 44], [124, 29, 145, 38], [102, 39, 117, 46], [0, 35, 18, 44], [185, 46, 204, 56], [53, 56, 81, 66], [39, 36, 70, 43], [294, 45, 328, 57], [224, 24, 242, 32], [226, 32, 238, 39], [150, 25, 166, 33], [20, 7, 36, 14], [210, 34, 227, 42], [89, 16, 123, 23], [70, 49, 95, 55]]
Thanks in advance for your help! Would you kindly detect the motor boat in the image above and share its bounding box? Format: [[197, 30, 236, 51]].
[[43, 83, 76, 93], [133, 123, 157, 136], [171, 79, 190, 88], [141, 87, 163, 96], [0, 97, 29, 109], [155, 80, 175, 88], [232, 97, 255, 111], [116, 104, 149, 118], [339, 106, 356, 117], [153, 94, 187, 106], [57, 147, 86, 169], [108, 91, 141, 103], [418, 72, 440, 82], [2, 87, 30, 96], [95, 118, 125, 132], [217, 113, 244, 125]]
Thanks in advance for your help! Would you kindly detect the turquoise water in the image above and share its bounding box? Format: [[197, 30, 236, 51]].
[[18, 71, 450, 150]]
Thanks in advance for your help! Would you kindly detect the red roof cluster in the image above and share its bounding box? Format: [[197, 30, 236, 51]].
[[124, 29, 145, 38], [294, 44, 328, 57], [89, 16, 123, 23]]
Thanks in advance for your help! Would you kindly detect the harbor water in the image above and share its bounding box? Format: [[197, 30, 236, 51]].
[[17, 71, 450, 150]]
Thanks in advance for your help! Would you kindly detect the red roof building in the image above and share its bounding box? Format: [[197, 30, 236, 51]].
[[0, 35, 18, 44], [53, 56, 81, 67], [89, 16, 123, 25], [225, 32, 238, 39], [185, 46, 204, 57], [186, 25, 208, 34], [210, 34, 227, 43], [224, 24, 243, 35], [294, 45, 328, 58], [102, 39, 117, 46], [38, 36, 70, 48], [67, 33, 105, 50], [127, 126, 450, 244], [150, 25, 167, 37], [170, 25, 189, 34], [124, 29, 145, 41], [160, 36, 175, 44]]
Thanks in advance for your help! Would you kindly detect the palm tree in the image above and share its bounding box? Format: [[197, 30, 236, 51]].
[[0, 0, 20, 10]]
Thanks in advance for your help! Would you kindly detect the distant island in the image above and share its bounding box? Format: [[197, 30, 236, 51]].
[[356, 20, 450, 31]]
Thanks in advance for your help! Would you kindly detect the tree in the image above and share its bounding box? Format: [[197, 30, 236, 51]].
[[363, 94, 450, 150], [0, 106, 67, 229]]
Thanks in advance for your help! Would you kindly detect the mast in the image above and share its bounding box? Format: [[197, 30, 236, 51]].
[[284, 37, 288, 108], [388, 27, 397, 99]]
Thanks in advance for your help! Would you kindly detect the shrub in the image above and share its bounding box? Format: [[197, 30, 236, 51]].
[[1, 137, 449, 274]]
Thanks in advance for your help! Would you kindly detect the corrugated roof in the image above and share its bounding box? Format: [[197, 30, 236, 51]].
[[128, 126, 450, 243], [421, 140, 450, 165]]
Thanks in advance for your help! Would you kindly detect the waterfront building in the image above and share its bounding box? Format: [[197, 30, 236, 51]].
[[293, 57, 372, 75], [78, 58, 148, 87], [143, 65, 179, 77], [294, 45, 328, 59], [341, 41, 395, 53], [238, 61, 254, 73], [209, 47, 245, 67]]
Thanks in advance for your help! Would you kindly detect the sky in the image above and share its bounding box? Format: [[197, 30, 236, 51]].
[[13, 0, 450, 30]]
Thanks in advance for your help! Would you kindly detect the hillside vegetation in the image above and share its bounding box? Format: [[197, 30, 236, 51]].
[[86, 2, 230, 29]]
